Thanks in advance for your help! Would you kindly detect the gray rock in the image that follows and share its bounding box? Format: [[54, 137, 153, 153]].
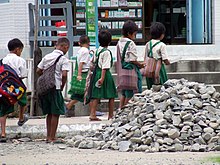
[[204, 127, 214, 133], [174, 143, 183, 151], [168, 129, 180, 139], [118, 141, 131, 152]]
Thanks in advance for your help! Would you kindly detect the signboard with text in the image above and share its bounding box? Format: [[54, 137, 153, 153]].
[[86, 0, 98, 48]]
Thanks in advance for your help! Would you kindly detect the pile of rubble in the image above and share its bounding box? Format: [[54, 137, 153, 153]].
[[65, 79, 220, 152]]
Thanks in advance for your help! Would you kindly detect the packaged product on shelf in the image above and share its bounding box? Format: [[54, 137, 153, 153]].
[[118, 0, 127, 7], [129, 9, 136, 17], [136, 33, 142, 39], [118, 21, 124, 29], [101, 0, 111, 7], [111, 0, 118, 7], [137, 9, 142, 17]]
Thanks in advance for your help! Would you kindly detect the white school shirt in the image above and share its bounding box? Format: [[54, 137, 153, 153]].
[[2, 53, 27, 78], [117, 37, 138, 62], [77, 47, 91, 72], [37, 49, 70, 90], [144, 39, 169, 60], [93, 47, 111, 69]]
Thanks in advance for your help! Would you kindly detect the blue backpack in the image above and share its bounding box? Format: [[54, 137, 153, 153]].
[[0, 60, 26, 105]]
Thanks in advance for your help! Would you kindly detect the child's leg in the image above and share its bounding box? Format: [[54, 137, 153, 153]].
[[89, 99, 100, 120], [108, 98, 114, 119], [19, 105, 27, 121], [0, 115, 7, 137], [119, 96, 125, 109], [66, 100, 78, 110], [46, 114, 52, 141], [124, 98, 131, 106], [49, 114, 60, 141]]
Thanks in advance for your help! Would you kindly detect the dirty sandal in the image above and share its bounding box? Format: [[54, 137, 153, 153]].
[[0, 136, 7, 143], [89, 117, 102, 121]]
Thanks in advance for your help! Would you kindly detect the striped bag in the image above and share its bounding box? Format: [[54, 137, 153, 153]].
[[143, 40, 162, 84]]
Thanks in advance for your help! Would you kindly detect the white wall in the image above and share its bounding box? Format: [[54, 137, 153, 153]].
[[0, 0, 34, 58]]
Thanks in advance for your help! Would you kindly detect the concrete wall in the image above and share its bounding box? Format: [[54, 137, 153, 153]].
[[0, 0, 219, 60]]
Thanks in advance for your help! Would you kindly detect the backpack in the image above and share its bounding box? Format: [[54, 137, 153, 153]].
[[36, 55, 63, 96], [142, 40, 162, 84], [0, 60, 26, 105]]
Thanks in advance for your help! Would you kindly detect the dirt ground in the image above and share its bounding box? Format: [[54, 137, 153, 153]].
[[0, 141, 220, 165]]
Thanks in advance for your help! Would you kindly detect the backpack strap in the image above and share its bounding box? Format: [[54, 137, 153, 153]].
[[95, 48, 107, 65], [148, 40, 161, 58], [54, 55, 63, 65], [121, 41, 131, 62]]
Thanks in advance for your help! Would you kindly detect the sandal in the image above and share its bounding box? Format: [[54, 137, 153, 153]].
[[0, 136, 7, 143], [89, 117, 102, 121], [50, 139, 65, 144]]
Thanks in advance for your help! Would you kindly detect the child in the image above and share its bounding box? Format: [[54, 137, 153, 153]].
[[117, 20, 145, 109], [144, 22, 170, 89], [0, 38, 28, 142], [89, 30, 117, 121], [36, 38, 70, 143], [66, 35, 90, 111]]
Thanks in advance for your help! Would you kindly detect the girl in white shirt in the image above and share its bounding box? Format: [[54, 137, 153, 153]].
[[88, 30, 117, 121], [144, 22, 170, 89], [117, 20, 145, 109]]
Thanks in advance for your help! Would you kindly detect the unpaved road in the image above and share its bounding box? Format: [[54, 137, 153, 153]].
[[0, 141, 220, 165]]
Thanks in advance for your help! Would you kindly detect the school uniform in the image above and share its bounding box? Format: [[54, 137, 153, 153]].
[[117, 37, 142, 98], [90, 47, 117, 99], [0, 53, 27, 117], [144, 39, 169, 89], [68, 47, 91, 102], [37, 49, 70, 115]]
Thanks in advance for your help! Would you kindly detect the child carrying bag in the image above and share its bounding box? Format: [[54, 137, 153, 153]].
[[68, 59, 87, 95], [0, 60, 26, 105], [116, 41, 138, 91], [37, 55, 62, 96], [142, 40, 161, 84]]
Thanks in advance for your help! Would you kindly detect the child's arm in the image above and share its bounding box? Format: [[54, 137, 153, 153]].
[[163, 59, 170, 65], [131, 61, 145, 68], [161, 43, 170, 65], [98, 69, 107, 85], [77, 62, 85, 81], [36, 68, 43, 75], [61, 70, 68, 90]]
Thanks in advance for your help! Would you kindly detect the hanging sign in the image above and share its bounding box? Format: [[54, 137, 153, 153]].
[[86, 0, 99, 47]]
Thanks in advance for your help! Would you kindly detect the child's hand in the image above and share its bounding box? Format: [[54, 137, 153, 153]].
[[98, 78, 104, 85], [139, 62, 145, 68], [77, 76, 82, 81]]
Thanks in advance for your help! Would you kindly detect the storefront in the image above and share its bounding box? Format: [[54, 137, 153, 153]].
[[0, 0, 217, 59], [48, 0, 213, 45]]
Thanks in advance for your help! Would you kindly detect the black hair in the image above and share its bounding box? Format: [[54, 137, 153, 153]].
[[150, 22, 166, 39], [7, 38, 24, 51], [122, 20, 138, 37], [79, 35, 90, 45], [56, 37, 70, 46], [98, 30, 112, 47]]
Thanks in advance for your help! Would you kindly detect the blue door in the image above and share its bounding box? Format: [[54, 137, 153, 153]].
[[187, 0, 212, 44]]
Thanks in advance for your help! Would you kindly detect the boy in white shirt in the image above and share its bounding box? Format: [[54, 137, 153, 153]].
[[0, 38, 28, 142], [37, 38, 70, 143], [67, 35, 91, 110]]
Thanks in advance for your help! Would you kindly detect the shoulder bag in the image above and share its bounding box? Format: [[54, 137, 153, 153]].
[[37, 55, 63, 96], [116, 41, 138, 91]]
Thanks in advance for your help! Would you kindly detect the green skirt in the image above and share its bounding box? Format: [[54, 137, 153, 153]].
[[91, 69, 117, 99], [146, 63, 168, 89]]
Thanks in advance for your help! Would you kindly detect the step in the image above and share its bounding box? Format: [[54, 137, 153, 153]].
[[166, 59, 220, 72], [167, 72, 220, 84]]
